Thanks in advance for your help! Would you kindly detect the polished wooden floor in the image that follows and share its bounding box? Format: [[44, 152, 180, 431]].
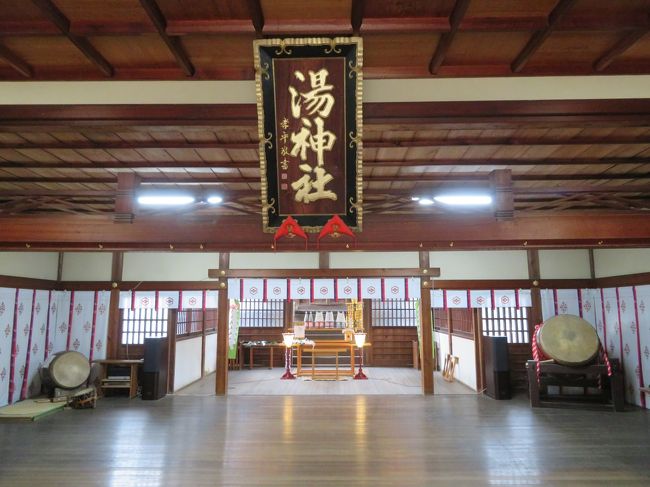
[[176, 368, 476, 396], [1, 394, 649, 486]]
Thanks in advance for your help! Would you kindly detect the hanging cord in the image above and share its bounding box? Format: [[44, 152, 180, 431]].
[[531, 323, 545, 384]]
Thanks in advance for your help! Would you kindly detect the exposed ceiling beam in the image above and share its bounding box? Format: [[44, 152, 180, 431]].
[[31, 0, 114, 77], [511, 0, 577, 73], [138, 0, 195, 77], [2, 172, 649, 185], [247, 0, 264, 37], [594, 28, 649, 72], [351, 0, 364, 35], [0, 43, 33, 78], [1, 156, 649, 171], [429, 0, 471, 75]]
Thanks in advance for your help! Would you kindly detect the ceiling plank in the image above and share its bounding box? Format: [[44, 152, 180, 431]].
[[511, 0, 577, 73], [31, 0, 114, 77], [0, 43, 33, 78], [428, 0, 471, 75], [138, 0, 195, 77], [594, 29, 649, 72]]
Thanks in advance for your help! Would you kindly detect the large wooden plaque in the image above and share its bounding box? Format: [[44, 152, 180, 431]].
[[254, 37, 363, 233]]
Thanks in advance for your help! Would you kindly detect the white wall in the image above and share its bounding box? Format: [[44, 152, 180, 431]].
[[434, 331, 450, 371], [430, 250, 529, 279], [0, 252, 59, 280], [451, 335, 477, 391], [539, 249, 591, 279], [61, 252, 113, 281], [330, 251, 418, 269], [123, 252, 219, 281], [230, 252, 319, 269], [594, 248, 650, 278], [204, 333, 217, 375], [174, 336, 203, 391]]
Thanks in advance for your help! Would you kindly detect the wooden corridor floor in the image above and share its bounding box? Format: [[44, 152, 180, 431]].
[[1, 395, 649, 486]]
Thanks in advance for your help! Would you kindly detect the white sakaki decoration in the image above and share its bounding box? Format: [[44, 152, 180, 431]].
[[227, 279, 241, 300], [158, 291, 179, 309], [360, 278, 382, 299], [446, 290, 468, 308], [312, 279, 335, 300], [289, 279, 310, 300], [493, 290, 516, 308], [336, 278, 358, 300], [181, 290, 203, 309], [470, 290, 492, 309], [383, 278, 405, 300], [266, 279, 288, 300]]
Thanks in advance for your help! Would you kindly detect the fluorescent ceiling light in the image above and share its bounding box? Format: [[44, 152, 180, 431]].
[[418, 198, 434, 206], [434, 195, 492, 206], [137, 195, 195, 206], [411, 196, 420, 201], [207, 196, 223, 204]]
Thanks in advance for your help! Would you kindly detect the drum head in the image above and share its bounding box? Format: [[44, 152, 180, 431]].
[[49, 351, 90, 389], [537, 314, 600, 366]]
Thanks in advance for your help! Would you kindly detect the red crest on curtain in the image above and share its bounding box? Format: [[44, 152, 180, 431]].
[[274, 216, 308, 249], [317, 215, 356, 249]]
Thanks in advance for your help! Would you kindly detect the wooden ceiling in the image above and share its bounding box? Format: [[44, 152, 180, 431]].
[[1, 0, 650, 250], [0, 0, 649, 80]]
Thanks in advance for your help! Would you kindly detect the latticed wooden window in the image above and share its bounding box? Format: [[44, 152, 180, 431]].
[[239, 300, 284, 328], [481, 307, 529, 344], [120, 308, 168, 344], [371, 299, 418, 327]]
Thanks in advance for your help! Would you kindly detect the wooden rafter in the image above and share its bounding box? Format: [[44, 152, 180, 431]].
[[594, 29, 649, 72], [247, 0, 264, 37], [0, 43, 32, 78], [31, 0, 114, 77], [511, 0, 577, 73], [351, 0, 364, 36], [138, 0, 195, 77], [429, 0, 471, 75]]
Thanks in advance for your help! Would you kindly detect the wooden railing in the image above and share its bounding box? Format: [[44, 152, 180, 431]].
[[175, 309, 217, 340]]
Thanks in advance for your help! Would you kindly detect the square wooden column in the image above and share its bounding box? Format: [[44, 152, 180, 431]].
[[419, 251, 434, 395], [215, 252, 230, 396]]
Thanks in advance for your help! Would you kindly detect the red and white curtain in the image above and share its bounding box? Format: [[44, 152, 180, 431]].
[[0, 288, 110, 408]]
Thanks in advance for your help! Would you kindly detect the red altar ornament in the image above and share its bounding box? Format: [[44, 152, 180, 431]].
[[273, 215, 308, 250], [317, 214, 356, 249]]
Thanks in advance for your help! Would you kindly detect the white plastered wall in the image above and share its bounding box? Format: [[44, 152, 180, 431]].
[[539, 249, 592, 279], [122, 252, 220, 281], [430, 250, 529, 279], [329, 251, 418, 269], [593, 248, 650, 278], [61, 252, 113, 281], [174, 336, 203, 391], [230, 252, 319, 269], [0, 252, 59, 280]]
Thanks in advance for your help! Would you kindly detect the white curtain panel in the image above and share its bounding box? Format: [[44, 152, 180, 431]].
[[617, 287, 642, 406], [336, 278, 358, 300], [91, 291, 111, 361], [289, 279, 311, 300], [446, 290, 468, 308], [134, 291, 156, 309], [493, 290, 516, 308], [158, 291, 180, 309], [360, 278, 382, 300], [205, 290, 219, 308], [407, 277, 421, 300], [540, 289, 556, 321], [181, 290, 203, 309], [431, 289, 444, 308], [634, 285, 650, 409], [555, 289, 580, 316], [266, 279, 288, 300], [51, 291, 71, 357], [227, 279, 241, 299], [0, 288, 17, 408], [602, 288, 621, 360], [11, 289, 34, 404], [383, 278, 406, 300], [68, 291, 95, 358], [470, 290, 492, 309], [312, 279, 335, 300], [518, 289, 532, 308]]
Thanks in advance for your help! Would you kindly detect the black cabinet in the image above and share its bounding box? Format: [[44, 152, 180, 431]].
[[142, 338, 168, 400], [483, 336, 511, 400]]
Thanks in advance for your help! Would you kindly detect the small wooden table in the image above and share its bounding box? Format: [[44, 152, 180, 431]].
[[239, 343, 284, 370], [296, 341, 356, 379], [94, 359, 143, 399]]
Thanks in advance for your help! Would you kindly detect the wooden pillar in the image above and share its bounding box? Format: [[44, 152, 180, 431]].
[[107, 251, 123, 359], [319, 251, 329, 269], [588, 249, 596, 280], [473, 308, 485, 392], [527, 249, 543, 341], [419, 250, 434, 395], [56, 252, 64, 281], [363, 298, 372, 366], [215, 252, 230, 396], [447, 307, 453, 355], [200, 310, 206, 378]]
